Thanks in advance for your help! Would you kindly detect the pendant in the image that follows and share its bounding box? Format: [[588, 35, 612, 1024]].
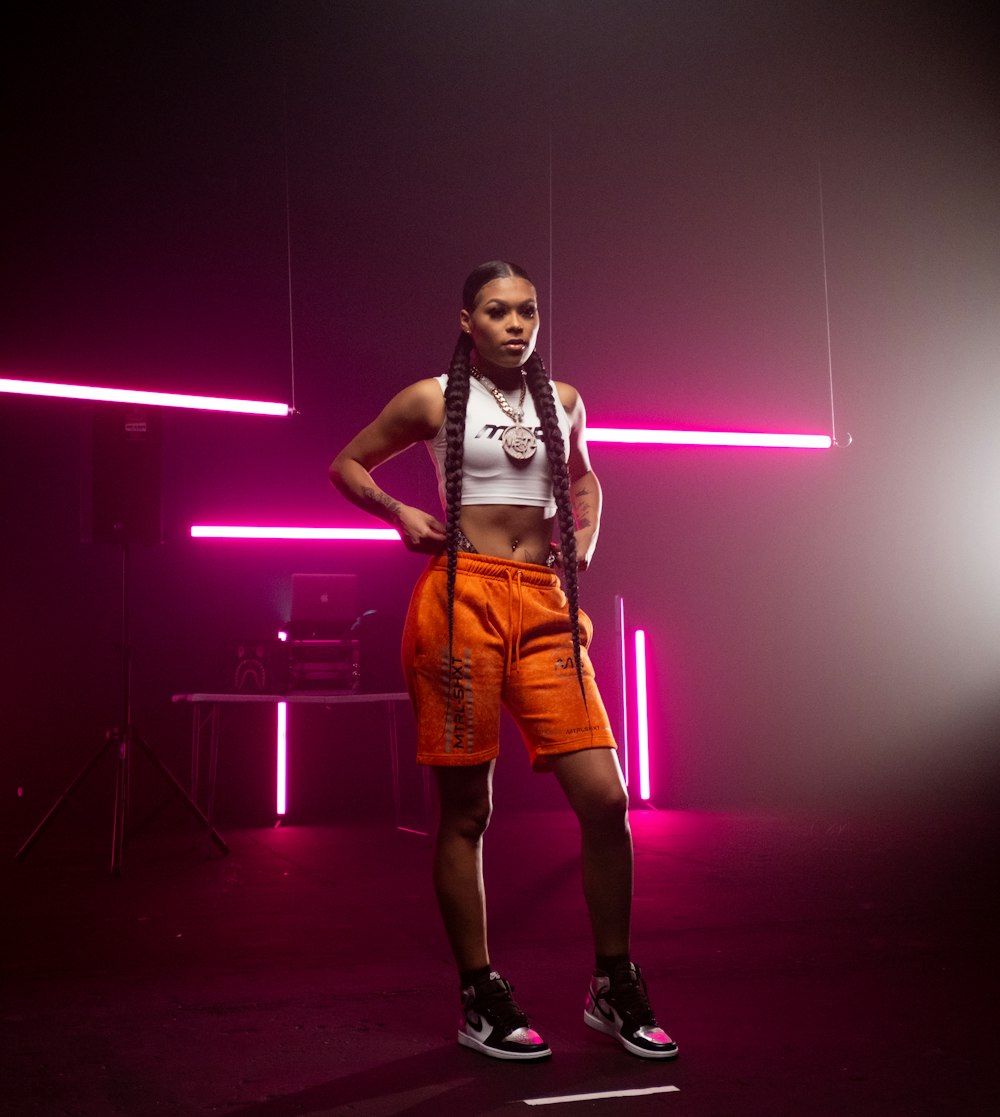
[[502, 425, 538, 460]]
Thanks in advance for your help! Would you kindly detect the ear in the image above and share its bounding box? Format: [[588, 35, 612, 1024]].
[[459, 308, 472, 334]]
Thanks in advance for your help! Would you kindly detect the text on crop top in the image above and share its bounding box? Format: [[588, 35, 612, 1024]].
[[425, 373, 571, 517]]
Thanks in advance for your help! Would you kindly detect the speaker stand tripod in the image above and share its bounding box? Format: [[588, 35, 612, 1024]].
[[15, 542, 229, 873]]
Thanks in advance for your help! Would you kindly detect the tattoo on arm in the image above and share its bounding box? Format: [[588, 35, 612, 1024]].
[[361, 486, 401, 517], [573, 483, 596, 532]]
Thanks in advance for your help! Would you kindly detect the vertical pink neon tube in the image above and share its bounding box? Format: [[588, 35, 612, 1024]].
[[276, 702, 288, 817], [634, 630, 651, 801], [616, 595, 630, 788]]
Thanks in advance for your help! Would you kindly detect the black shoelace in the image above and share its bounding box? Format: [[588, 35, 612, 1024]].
[[469, 977, 529, 1030], [606, 967, 657, 1028]]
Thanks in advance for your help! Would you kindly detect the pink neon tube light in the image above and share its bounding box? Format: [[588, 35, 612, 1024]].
[[588, 427, 831, 449], [191, 525, 399, 541], [634, 630, 651, 802], [0, 377, 290, 416], [616, 595, 629, 788], [276, 702, 288, 817], [1, 379, 830, 443]]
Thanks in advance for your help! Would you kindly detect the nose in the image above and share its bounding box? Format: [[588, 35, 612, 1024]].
[[506, 314, 525, 335]]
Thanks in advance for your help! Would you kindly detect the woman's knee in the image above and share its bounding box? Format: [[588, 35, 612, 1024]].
[[435, 764, 494, 841], [554, 750, 629, 829], [442, 798, 492, 842], [576, 783, 629, 830]]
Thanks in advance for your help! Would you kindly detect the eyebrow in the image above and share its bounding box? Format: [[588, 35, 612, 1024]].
[[482, 298, 537, 309]]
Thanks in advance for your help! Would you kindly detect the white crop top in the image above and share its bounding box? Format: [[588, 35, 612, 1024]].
[[425, 373, 571, 518]]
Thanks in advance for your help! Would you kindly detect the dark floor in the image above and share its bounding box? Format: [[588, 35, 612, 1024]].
[[4, 781, 998, 1116]]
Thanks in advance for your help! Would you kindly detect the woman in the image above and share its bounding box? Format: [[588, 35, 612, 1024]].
[[330, 260, 677, 1062]]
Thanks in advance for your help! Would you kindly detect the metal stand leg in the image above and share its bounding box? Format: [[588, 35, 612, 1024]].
[[206, 705, 221, 837], [134, 730, 228, 855], [15, 735, 115, 862], [389, 699, 430, 836], [110, 727, 129, 875], [14, 542, 228, 870]]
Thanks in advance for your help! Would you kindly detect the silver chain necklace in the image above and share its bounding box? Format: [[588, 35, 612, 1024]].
[[469, 366, 538, 461]]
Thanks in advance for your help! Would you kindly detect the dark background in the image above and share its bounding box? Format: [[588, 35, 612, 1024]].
[[2, 1, 998, 834]]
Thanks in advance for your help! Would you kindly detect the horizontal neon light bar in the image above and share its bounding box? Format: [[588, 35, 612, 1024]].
[[588, 427, 831, 449], [1, 380, 827, 443], [0, 377, 290, 416], [191, 525, 399, 540]]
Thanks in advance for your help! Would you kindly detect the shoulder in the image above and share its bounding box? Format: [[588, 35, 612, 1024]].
[[393, 376, 445, 410], [552, 380, 585, 424], [380, 377, 446, 440], [405, 375, 446, 403], [552, 380, 581, 409]]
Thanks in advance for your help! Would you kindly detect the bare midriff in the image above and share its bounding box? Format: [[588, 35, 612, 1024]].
[[459, 504, 556, 567]]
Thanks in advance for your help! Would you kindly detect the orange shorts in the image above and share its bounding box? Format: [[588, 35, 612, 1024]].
[[401, 552, 618, 770]]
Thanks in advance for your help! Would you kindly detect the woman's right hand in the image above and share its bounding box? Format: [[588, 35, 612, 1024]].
[[394, 506, 447, 553]]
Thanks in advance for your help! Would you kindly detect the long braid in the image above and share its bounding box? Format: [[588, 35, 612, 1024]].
[[444, 258, 587, 722], [443, 333, 472, 678], [524, 352, 588, 708]]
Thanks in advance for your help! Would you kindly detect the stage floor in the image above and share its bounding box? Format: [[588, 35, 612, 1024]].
[[4, 803, 997, 1116]]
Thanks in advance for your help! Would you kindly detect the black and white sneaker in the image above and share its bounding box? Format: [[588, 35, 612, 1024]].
[[584, 963, 678, 1059], [458, 972, 551, 1061]]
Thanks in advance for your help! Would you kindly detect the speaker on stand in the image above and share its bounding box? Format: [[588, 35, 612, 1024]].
[[15, 404, 227, 872]]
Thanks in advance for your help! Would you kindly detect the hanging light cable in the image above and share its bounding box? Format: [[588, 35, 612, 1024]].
[[280, 30, 298, 418], [818, 160, 851, 448]]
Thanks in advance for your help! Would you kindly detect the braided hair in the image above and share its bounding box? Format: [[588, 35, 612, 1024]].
[[443, 261, 587, 707]]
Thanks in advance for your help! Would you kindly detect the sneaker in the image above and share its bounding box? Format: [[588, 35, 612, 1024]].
[[458, 972, 551, 1061], [584, 962, 678, 1059]]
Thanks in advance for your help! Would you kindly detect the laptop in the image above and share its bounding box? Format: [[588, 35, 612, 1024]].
[[289, 573, 360, 631]]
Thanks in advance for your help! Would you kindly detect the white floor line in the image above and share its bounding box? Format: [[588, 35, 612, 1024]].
[[523, 1085, 680, 1106]]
